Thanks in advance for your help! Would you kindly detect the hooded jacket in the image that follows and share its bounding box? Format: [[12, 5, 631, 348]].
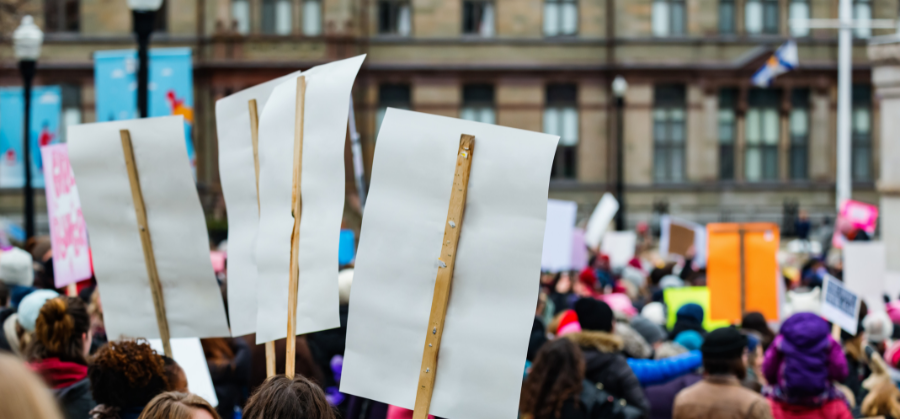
[[30, 358, 96, 419], [566, 330, 651, 416]]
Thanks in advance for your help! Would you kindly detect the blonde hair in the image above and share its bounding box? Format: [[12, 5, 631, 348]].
[[0, 353, 64, 419], [137, 392, 220, 419]]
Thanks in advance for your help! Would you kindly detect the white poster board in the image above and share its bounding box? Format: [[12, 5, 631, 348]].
[[540, 199, 577, 273], [340, 109, 559, 419], [887, 271, 900, 302], [659, 215, 707, 268], [843, 241, 886, 312], [68, 116, 230, 340], [584, 193, 618, 249], [601, 231, 637, 269], [821, 274, 861, 335], [255, 55, 366, 343], [215, 70, 302, 337], [148, 338, 219, 407]]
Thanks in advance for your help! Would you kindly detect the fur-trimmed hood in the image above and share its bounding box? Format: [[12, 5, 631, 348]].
[[565, 330, 624, 354]]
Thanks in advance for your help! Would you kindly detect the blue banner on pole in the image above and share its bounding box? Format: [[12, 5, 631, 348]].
[[0, 86, 61, 188], [94, 47, 196, 168]]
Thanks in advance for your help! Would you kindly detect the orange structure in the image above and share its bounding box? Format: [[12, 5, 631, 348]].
[[707, 223, 780, 323]]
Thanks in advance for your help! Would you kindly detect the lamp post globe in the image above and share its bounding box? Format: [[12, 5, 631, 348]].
[[128, 0, 164, 118], [14, 15, 43, 241], [612, 76, 627, 231], [13, 15, 43, 61]]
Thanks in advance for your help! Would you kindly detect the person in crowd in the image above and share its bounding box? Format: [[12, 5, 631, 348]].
[[137, 392, 219, 419], [615, 316, 653, 359], [88, 340, 170, 419], [163, 357, 188, 393], [549, 273, 577, 316], [27, 297, 96, 419], [627, 348, 702, 387], [87, 288, 108, 353], [629, 314, 666, 351], [566, 298, 650, 415], [0, 352, 65, 419], [742, 333, 765, 392], [741, 312, 776, 351], [643, 343, 701, 419], [242, 375, 336, 419], [673, 330, 703, 352], [668, 303, 706, 339], [0, 281, 9, 308], [16, 289, 60, 355], [0, 247, 36, 308], [841, 323, 870, 405], [863, 311, 893, 357], [640, 302, 667, 328], [673, 327, 773, 419], [308, 268, 353, 409], [762, 312, 851, 419], [201, 337, 251, 419]]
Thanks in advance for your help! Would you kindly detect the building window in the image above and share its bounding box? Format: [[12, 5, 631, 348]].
[[379, 0, 411, 35], [45, 0, 80, 32], [262, 0, 293, 35], [60, 84, 81, 143], [375, 84, 411, 138], [719, 0, 735, 34], [653, 85, 686, 183], [653, 0, 686, 36], [463, 1, 494, 37], [852, 85, 872, 181], [544, 0, 577, 36], [718, 89, 737, 180], [789, 89, 809, 180], [232, 0, 250, 34], [545, 85, 578, 179], [303, 0, 322, 36], [789, 0, 810, 37], [461, 85, 495, 124], [746, 0, 778, 34], [854, 0, 872, 38], [745, 89, 780, 182]]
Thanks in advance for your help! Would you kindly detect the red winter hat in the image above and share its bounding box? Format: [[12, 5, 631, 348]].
[[578, 267, 597, 289], [556, 310, 582, 336]]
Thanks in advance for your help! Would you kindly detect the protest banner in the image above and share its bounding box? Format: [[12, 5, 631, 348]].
[[707, 222, 780, 323], [659, 215, 707, 267], [843, 241, 886, 312], [663, 286, 731, 331], [571, 228, 589, 271], [832, 199, 879, 249], [149, 338, 219, 407], [821, 275, 861, 335], [253, 55, 365, 378], [0, 86, 61, 188], [341, 109, 558, 419], [540, 199, 577, 272], [601, 231, 637, 269], [584, 193, 618, 249], [40, 144, 91, 288], [68, 116, 230, 357]]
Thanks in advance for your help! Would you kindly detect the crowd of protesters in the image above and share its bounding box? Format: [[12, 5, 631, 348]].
[[2, 221, 900, 419]]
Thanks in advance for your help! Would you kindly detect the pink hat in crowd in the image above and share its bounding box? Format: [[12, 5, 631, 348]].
[[887, 301, 900, 325], [556, 310, 582, 337], [600, 293, 638, 317]]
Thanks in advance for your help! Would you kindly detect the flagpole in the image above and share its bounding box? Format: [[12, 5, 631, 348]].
[[836, 0, 853, 210]]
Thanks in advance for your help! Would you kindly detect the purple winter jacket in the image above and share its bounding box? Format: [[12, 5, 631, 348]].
[[762, 312, 847, 397]]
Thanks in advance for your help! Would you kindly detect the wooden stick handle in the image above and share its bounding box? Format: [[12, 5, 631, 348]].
[[412, 134, 475, 419], [285, 76, 306, 379], [66, 283, 77, 297], [120, 129, 172, 358]]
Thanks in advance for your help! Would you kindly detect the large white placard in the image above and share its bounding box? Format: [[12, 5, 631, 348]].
[[659, 215, 708, 268], [601, 231, 637, 269], [340, 109, 558, 419], [216, 70, 302, 337], [541, 199, 577, 273], [584, 193, 618, 249], [844, 241, 886, 312], [821, 274, 861, 335], [149, 338, 219, 407], [68, 116, 230, 340], [255, 55, 366, 343]]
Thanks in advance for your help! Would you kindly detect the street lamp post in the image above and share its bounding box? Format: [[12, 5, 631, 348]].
[[128, 0, 164, 118], [612, 76, 628, 231], [13, 15, 43, 240]]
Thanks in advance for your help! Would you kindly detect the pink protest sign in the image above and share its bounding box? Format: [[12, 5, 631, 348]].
[[571, 228, 589, 271], [841, 199, 879, 234], [41, 144, 92, 287]]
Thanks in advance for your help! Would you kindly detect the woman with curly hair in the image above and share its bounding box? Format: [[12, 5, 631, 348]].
[[26, 296, 96, 419], [242, 374, 335, 419], [88, 340, 170, 419], [137, 392, 219, 419], [520, 338, 607, 419]]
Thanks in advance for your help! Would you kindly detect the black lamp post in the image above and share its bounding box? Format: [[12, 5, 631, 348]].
[[13, 15, 43, 240], [612, 76, 628, 231], [128, 0, 164, 118]]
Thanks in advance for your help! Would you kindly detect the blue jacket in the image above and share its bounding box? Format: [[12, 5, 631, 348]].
[[627, 350, 702, 386]]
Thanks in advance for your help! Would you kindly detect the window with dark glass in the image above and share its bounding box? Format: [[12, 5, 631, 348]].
[[60, 84, 82, 143], [379, 0, 411, 35], [789, 89, 809, 180], [719, 0, 735, 34], [746, 0, 778, 34], [718, 88, 737, 180], [232, 0, 250, 34], [461, 84, 495, 124], [262, 0, 293, 35], [376, 84, 411, 138], [852, 85, 872, 181], [745, 89, 780, 181], [653, 0, 686, 36], [463, 1, 494, 37], [545, 85, 578, 180], [653, 85, 686, 182], [544, 0, 577, 36], [45, 0, 80, 32]]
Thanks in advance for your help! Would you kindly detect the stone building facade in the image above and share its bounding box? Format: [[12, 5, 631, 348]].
[[0, 0, 892, 232]]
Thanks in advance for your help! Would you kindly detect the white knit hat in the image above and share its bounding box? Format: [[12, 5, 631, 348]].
[[338, 269, 354, 305], [18, 289, 59, 332], [0, 247, 34, 287], [641, 302, 667, 327]]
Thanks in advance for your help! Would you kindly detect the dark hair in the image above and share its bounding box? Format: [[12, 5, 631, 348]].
[[741, 312, 775, 350], [88, 340, 169, 409], [703, 356, 747, 380], [520, 338, 585, 419], [242, 375, 335, 419], [649, 263, 675, 286], [27, 297, 90, 365], [0, 281, 8, 307]]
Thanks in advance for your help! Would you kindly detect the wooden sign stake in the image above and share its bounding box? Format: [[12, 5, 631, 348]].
[[412, 134, 475, 419], [285, 76, 306, 379], [119, 129, 173, 358], [248, 99, 277, 378]]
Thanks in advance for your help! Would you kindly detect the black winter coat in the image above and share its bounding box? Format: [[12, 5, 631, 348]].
[[566, 331, 651, 417], [54, 378, 96, 419]]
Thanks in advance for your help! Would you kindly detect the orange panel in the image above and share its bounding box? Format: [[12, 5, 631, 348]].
[[744, 224, 780, 321], [706, 223, 780, 323], [707, 223, 742, 322]]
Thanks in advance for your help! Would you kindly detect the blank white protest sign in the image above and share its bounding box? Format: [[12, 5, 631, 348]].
[[844, 241, 886, 312], [541, 199, 577, 273]]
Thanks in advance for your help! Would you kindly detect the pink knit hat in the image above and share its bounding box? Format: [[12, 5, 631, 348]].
[[556, 310, 582, 336]]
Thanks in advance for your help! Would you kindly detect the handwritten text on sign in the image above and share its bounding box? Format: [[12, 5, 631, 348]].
[[41, 144, 92, 288]]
